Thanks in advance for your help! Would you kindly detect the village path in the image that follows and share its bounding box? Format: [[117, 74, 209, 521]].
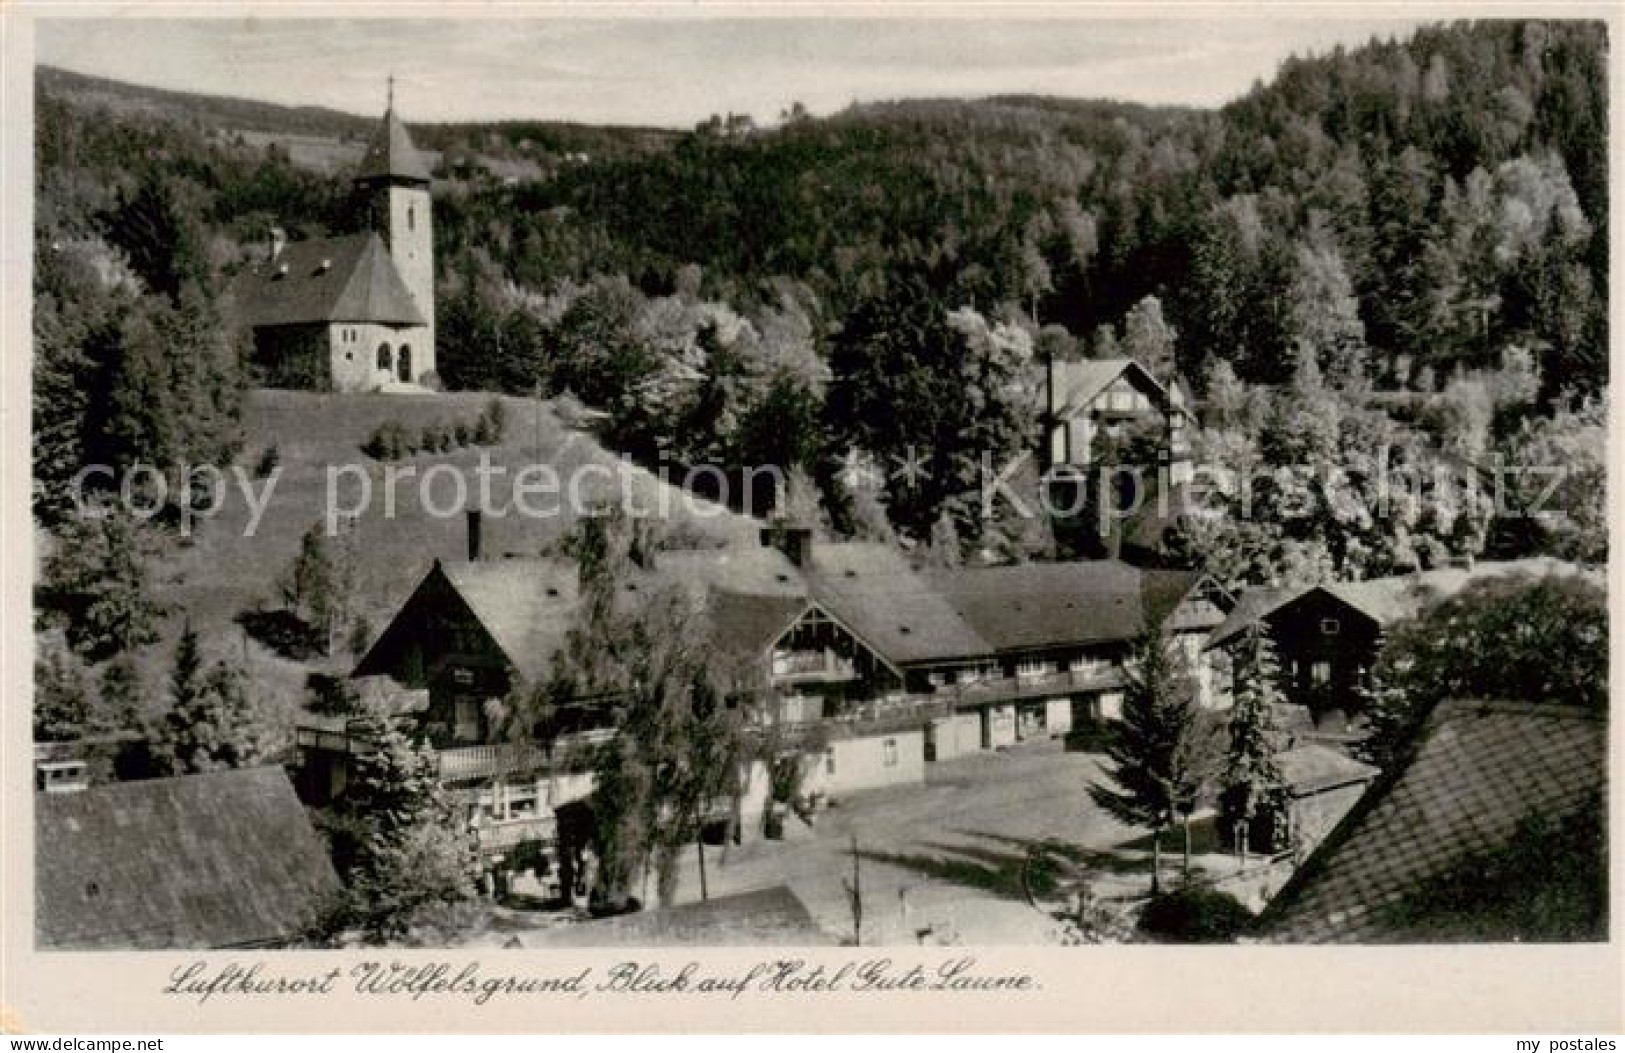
[[657, 741, 1153, 945]]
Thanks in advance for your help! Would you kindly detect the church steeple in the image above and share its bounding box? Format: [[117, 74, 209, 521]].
[[353, 80, 435, 385], [355, 81, 431, 186]]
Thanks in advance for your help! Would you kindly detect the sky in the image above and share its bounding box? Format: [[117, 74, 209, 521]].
[[36, 14, 1439, 128]]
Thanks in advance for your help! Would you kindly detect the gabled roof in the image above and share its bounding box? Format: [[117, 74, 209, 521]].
[[1257, 701, 1605, 943], [440, 557, 581, 683], [356, 107, 432, 184], [365, 548, 809, 683], [238, 232, 426, 328], [707, 591, 813, 659], [925, 560, 1154, 655], [361, 542, 1220, 684], [35, 768, 341, 950], [804, 544, 990, 665], [1048, 357, 1174, 417], [1205, 558, 1597, 650]]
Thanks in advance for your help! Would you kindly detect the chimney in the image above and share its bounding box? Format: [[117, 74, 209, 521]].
[[34, 744, 88, 794], [466, 508, 483, 561], [760, 523, 812, 567], [268, 226, 287, 262]]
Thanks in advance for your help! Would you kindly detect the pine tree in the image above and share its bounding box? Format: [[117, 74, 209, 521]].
[[34, 632, 92, 743], [40, 509, 164, 661], [1352, 663, 1416, 772], [334, 695, 479, 943], [162, 627, 268, 774], [1218, 623, 1291, 856], [1088, 628, 1209, 893]]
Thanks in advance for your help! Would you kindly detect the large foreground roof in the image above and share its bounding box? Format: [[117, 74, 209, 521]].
[[36, 767, 340, 950]]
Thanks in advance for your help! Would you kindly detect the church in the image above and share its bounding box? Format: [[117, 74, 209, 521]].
[[238, 89, 436, 393]]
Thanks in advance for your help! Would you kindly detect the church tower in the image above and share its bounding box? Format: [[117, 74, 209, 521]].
[[354, 78, 435, 379]]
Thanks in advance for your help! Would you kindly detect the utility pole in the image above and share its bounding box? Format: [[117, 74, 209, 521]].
[[696, 807, 709, 901], [842, 832, 863, 946]]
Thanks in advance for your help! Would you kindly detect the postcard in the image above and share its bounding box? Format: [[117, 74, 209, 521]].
[[2, 1, 1620, 1034]]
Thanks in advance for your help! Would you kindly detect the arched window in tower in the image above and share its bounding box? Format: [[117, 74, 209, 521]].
[[408, 204, 415, 232], [377, 343, 391, 371], [398, 345, 413, 383]]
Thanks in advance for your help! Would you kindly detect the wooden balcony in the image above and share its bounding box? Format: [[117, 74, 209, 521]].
[[766, 698, 957, 744], [771, 650, 858, 683], [945, 665, 1125, 705], [436, 742, 548, 781], [472, 814, 557, 853]]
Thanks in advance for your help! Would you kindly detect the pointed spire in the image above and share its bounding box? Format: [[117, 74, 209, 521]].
[[355, 79, 430, 185]]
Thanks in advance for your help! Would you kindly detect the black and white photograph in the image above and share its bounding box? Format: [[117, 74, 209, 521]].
[[5, 3, 1614, 1020]]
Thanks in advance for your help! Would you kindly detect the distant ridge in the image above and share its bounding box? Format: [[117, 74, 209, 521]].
[[36, 63, 681, 159], [38, 64, 372, 138]]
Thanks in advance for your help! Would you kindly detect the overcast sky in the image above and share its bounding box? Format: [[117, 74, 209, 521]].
[[37, 14, 1438, 127]]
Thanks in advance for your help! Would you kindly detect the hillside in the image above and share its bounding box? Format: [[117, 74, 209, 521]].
[[38, 65, 679, 180], [170, 389, 760, 637], [93, 389, 755, 746]]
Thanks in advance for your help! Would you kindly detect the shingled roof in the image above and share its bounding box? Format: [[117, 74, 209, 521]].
[[36, 767, 340, 950], [355, 107, 433, 184], [1256, 701, 1605, 943], [805, 544, 991, 665], [1047, 357, 1171, 416], [361, 541, 1219, 685], [365, 548, 809, 683], [238, 232, 426, 328], [926, 560, 1158, 655]]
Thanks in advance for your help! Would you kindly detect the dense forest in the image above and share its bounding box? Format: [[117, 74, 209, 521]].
[[34, 20, 1608, 568]]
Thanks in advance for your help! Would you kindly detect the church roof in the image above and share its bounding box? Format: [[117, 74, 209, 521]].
[[237, 232, 426, 328], [356, 107, 432, 184]]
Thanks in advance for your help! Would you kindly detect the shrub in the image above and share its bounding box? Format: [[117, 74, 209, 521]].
[[482, 398, 508, 443], [362, 420, 413, 461], [255, 443, 281, 478], [419, 370, 443, 392], [1137, 886, 1253, 943], [452, 420, 472, 448]]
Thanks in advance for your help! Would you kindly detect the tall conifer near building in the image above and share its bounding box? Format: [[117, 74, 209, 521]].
[[1089, 627, 1207, 893], [1218, 622, 1291, 857]]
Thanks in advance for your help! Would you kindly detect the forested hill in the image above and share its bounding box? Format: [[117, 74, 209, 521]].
[[40, 21, 1607, 395], [484, 19, 1605, 392], [34, 20, 1608, 556]]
